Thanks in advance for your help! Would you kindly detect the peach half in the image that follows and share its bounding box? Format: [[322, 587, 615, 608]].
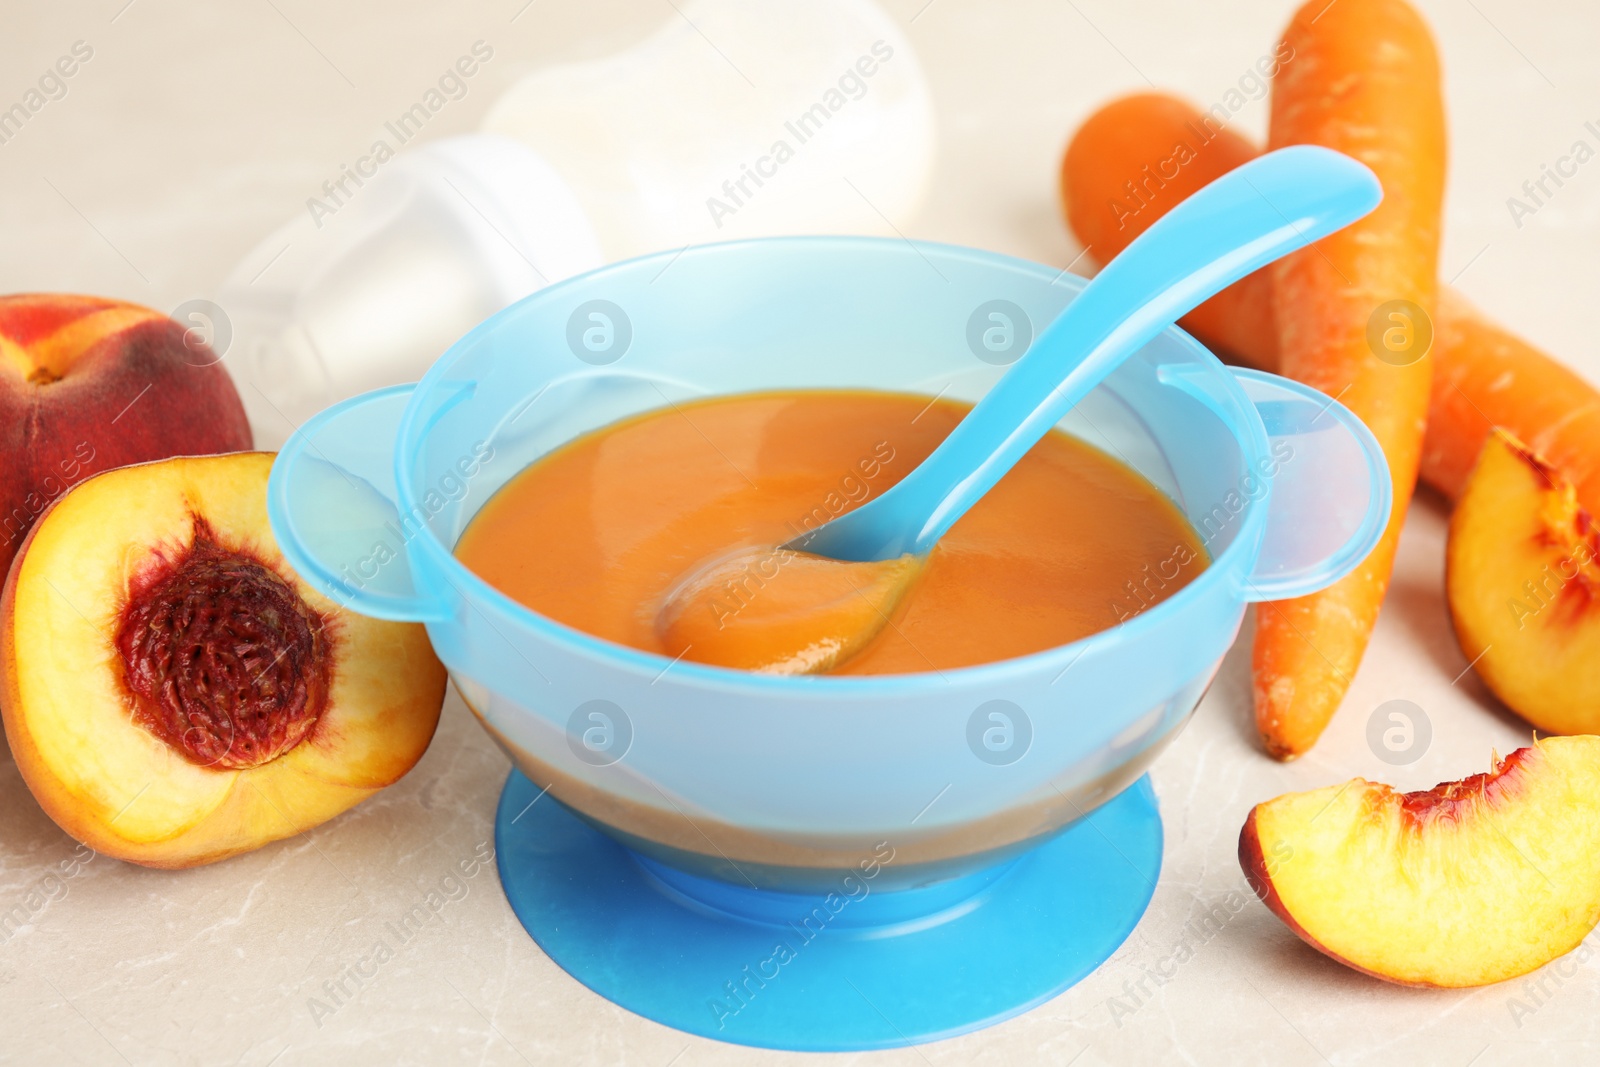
[[1, 452, 446, 868], [1239, 736, 1600, 987], [1447, 429, 1600, 733]]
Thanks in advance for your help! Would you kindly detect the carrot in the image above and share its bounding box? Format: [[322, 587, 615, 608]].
[[1060, 95, 1600, 518], [1425, 291, 1600, 508], [1061, 93, 1277, 371], [1254, 0, 1446, 758], [1066, 2, 1447, 759]]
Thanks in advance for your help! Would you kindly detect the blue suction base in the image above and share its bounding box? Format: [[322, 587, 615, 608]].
[[494, 771, 1162, 1052]]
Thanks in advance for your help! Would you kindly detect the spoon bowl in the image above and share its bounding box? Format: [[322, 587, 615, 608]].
[[654, 545, 921, 673]]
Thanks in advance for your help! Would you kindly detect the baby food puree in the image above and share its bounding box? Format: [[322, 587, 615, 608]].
[[455, 389, 1207, 674]]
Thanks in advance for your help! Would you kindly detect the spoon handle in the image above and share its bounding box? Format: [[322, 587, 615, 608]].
[[799, 145, 1382, 561]]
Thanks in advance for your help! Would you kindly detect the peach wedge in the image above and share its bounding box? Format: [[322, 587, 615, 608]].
[[1447, 429, 1600, 733], [1, 452, 446, 868], [1240, 736, 1600, 987]]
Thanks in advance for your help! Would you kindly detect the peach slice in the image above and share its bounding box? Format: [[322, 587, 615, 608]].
[[1447, 429, 1600, 733], [0, 452, 445, 868], [1239, 736, 1600, 987]]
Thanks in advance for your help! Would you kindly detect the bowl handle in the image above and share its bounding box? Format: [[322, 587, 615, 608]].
[[1230, 367, 1393, 602], [267, 384, 457, 623]]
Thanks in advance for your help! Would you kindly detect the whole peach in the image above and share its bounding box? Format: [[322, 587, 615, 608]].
[[0, 293, 252, 580]]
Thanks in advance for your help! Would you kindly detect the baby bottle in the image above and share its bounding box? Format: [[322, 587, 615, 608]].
[[221, 0, 936, 443]]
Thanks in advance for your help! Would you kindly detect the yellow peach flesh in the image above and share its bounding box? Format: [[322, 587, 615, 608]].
[[1240, 736, 1600, 987], [1, 452, 445, 867], [1447, 429, 1600, 734]]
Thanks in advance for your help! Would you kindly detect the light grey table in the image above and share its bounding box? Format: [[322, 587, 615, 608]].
[[1, 1, 1596, 1063]]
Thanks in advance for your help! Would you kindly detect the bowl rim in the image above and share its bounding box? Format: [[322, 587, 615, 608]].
[[395, 235, 1273, 693]]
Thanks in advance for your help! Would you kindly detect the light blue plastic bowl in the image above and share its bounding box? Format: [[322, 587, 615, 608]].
[[268, 236, 1389, 1051]]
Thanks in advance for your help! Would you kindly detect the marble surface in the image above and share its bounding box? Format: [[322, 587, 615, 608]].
[[2, 0, 1599, 1063]]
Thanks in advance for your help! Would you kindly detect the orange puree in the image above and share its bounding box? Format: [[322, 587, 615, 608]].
[[455, 390, 1208, 675]]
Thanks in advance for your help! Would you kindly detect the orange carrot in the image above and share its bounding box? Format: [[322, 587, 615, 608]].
[[1257, 0, 1447, 758], [1068, 0, 1448, 759], [1060, 94, 1600, 519], [1425, 291, 1600, 508], [1061, 93, 1276, 370]]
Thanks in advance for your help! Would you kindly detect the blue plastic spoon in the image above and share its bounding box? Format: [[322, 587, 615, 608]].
[[658, 145, 1382, 673]]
